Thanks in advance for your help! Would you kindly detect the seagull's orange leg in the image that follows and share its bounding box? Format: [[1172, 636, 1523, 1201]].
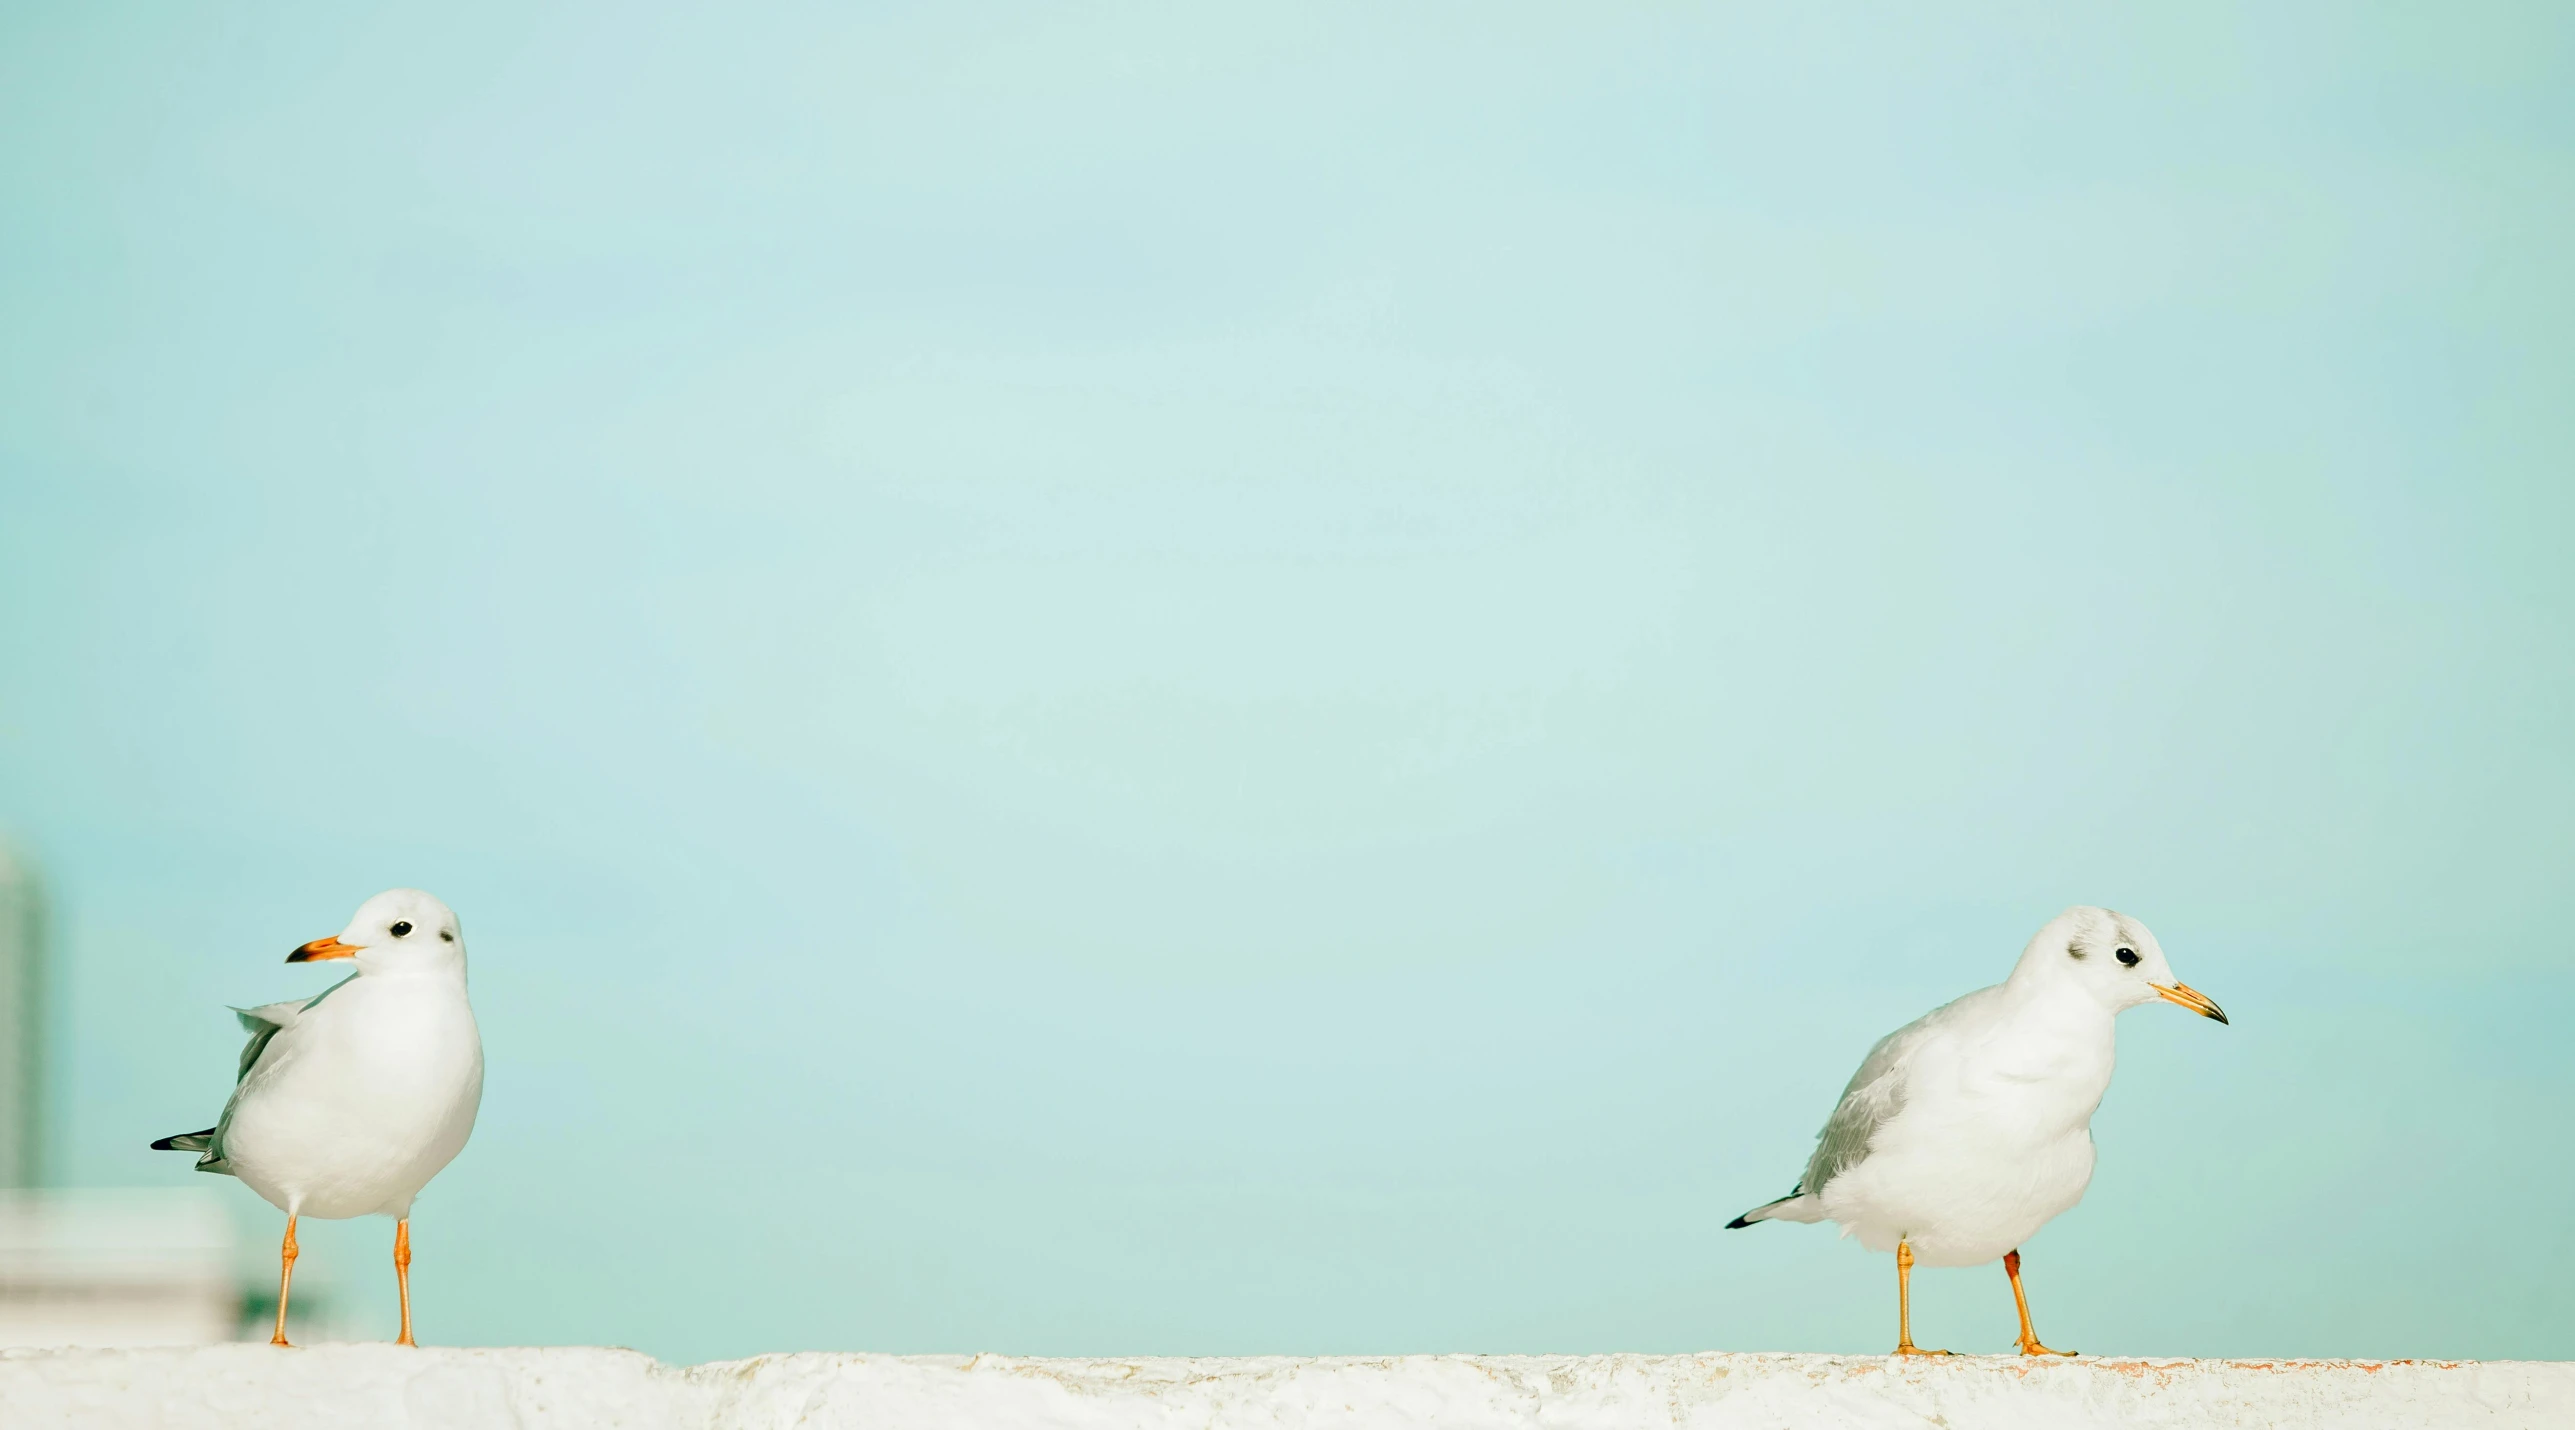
[[2005, 1249, 2075, 1356], [271, 1215, 299, 1347], [1893, 1239, 1951, 1356], [395, 1218, 416, 1346]]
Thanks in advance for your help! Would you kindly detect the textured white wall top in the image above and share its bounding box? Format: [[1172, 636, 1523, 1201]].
[[4, 1345, 2569, 1430]]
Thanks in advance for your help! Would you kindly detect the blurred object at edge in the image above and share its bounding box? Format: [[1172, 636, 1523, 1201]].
[[0, 837, 342, 1346]]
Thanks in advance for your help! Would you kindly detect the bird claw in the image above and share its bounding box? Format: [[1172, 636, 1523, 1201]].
[[2016, 1341, 2077, 1357], [1892, 1344, 1953, 1357]]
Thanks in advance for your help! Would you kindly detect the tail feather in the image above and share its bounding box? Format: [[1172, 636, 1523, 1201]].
[[1726, 1191, 1818, 1228], [151, 1127, 234, 1174]]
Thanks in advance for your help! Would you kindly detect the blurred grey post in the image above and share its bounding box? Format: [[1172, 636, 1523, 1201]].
[[0, 838, 41, 1189], [0, 842, 252, 1345]]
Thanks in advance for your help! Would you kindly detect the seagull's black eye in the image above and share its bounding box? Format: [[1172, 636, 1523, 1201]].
[[2115, 947, 2140, 967], [439, 930, 454, 943], [389, 920, 413, 938]]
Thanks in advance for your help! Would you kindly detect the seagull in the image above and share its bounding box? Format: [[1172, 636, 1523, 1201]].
[[153, 889, 484, 1347], [1727, 906, 2226, 1356]]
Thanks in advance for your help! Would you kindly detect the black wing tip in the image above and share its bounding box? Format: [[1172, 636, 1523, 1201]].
[[1727, 1189, 1803, 1228], [151, 1128, 216, 1152]]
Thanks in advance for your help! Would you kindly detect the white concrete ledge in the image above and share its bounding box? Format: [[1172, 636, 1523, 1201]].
[[4, 1345, 2570, 1429]]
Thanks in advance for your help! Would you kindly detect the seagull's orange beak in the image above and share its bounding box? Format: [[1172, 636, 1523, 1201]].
[[287, 937, 359, 963], [2152, 981, 2228, 1024]]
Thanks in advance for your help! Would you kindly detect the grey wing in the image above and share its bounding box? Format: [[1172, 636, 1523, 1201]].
[[1802, 1030, 1926, 1195], [1795, 1005, 1951, 1198], [231, 999, 306, 1084], [230, 975, 353, 1083], [199, 980, 349, 1172]]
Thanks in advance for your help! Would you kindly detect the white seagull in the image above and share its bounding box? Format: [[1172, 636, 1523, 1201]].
[[1727, 906, 2226, 1355], [154, 889, 484, 1346]]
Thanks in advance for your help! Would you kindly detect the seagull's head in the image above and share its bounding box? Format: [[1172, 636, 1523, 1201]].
[[2015, 905, 2225, 1023], [287, 888, 466, 977]]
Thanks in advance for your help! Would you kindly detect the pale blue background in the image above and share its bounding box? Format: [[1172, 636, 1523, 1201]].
[[3, 3, 2571, 1364]]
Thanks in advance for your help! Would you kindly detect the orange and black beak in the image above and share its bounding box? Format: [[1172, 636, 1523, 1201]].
[[287, 936, 360, 963], [2152, 981, 2228, 1024]]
